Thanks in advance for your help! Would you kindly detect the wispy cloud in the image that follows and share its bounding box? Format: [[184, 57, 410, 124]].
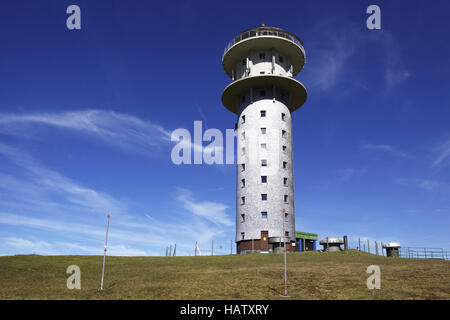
[[0, 110, 172, 154], [334, 167, 366, 182], [395, 178, 450, 194], [0, 237, 149, 256], [362, 143, 411, 159], [176, 188, 233, 227], [431, 138, 450, 169], [0, 143, 125, 215], [303, 22, 359, 92], [0, 110, 225, 163], [382, 33, 411, 88]]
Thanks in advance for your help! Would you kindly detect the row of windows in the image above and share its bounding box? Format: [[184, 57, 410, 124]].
[[241, 177, 288, 187], [241, 53, 285, 65], [241, 144, 288, 155], [241, 194, 289, 204], [241, 112, 287, 123], [241, 128, 287, 138], [240, 231, 290, 240], [241, 91, 287, 103], [240, 212, 289, 223], [241, 160, 288, 171]]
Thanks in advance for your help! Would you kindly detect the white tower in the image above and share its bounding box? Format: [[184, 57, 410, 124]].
[[221, 25, 307, 254]]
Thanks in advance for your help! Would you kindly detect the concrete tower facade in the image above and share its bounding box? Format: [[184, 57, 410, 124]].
[[221, 25, 307, 254]]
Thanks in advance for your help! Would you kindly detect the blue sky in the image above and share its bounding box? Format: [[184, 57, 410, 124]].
[[0, 0, 449, 256]]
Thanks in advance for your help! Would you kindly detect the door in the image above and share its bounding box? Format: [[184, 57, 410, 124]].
[[261, 231, 269, 250]]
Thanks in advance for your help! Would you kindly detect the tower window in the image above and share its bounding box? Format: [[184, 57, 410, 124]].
[[283, 161, 287, 169], [241, 179, 245, 188], [241, 214, 245, 222], [260, 110, 266, 117], [241, 163, 245, 171], [242, 131, 245, 139], [259, 52, 265, 60], [261, 159, 267, 167], [241, 147, 245, 155], [279, 55, 284, 63], [261, 143, 267, 150], [261, 194, 267, 201], [282, 130, 287, 138], [261, 128, 266, 134], [241, 196, 245, 205], [260, 71, 265, 75], [284, 212, 288, 222], [284, 195, 288, 203], [261, 176, 267, 183], [285, 231, 289, 237], [261, 211, 268, 219], [283, 177, 288, 186], [282, 145, 287, 152], [241, 232, 245, 240], [281, 113, 286, 121], [241, 115, 245, 124]]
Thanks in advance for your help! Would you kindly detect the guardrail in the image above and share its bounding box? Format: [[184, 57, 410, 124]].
[[223, 28, 305, 61]]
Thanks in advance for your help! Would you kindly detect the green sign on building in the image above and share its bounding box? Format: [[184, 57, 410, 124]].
[[295, 231, 318, 240]]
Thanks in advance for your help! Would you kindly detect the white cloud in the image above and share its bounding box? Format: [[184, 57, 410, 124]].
[[334, 167, 366, 182], [176, 188, 234, 227], [362, 143, 411, 159], [431, 138, 450, 169], [303, 23, 359, 92], [382, 33, 411, 88], [0, 237, 148, 256], [395, 178, 450, 193], [0, 110, 172, 155], [0, 143, 125, 215]]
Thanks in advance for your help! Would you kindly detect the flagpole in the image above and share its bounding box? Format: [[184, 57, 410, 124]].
[[100, 213, 110, 290]]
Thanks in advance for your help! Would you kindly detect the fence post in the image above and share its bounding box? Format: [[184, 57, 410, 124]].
[[195, 241, 198, 256], [230, 240, 233, 255], [173, 244, 176, 256], [367, 240, 370, 254], [211, 240, 214, 256], [358, 238, 361, 251], [375, 241, 379, 255]]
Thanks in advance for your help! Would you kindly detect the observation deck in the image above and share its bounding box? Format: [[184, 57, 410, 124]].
[[222, 25, 306, 78]]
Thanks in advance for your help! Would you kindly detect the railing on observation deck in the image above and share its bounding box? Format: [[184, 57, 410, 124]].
[[222, 28, 305, 61]]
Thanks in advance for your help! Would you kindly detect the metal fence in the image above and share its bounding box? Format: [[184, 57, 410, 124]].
[[222, 28, 305, 60], [399, 247, 449, 260]]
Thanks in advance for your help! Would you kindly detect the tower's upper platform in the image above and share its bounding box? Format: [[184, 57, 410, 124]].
[[222, 24, 306, 78]]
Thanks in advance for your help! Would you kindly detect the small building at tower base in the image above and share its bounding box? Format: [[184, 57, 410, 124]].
[[295, 231, 318, 252]]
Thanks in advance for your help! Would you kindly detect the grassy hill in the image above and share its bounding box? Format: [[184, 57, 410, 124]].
[[0, 250, 449, 299]]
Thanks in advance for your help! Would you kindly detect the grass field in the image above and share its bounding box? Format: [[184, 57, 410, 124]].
[[0, 250, 449, 299]]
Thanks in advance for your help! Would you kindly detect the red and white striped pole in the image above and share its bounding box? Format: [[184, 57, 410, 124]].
[[100, 214, 110, 290], [283, 208, 287, 296]]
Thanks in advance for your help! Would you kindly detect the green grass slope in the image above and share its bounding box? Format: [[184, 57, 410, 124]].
[[0, 250, 449, 299]]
